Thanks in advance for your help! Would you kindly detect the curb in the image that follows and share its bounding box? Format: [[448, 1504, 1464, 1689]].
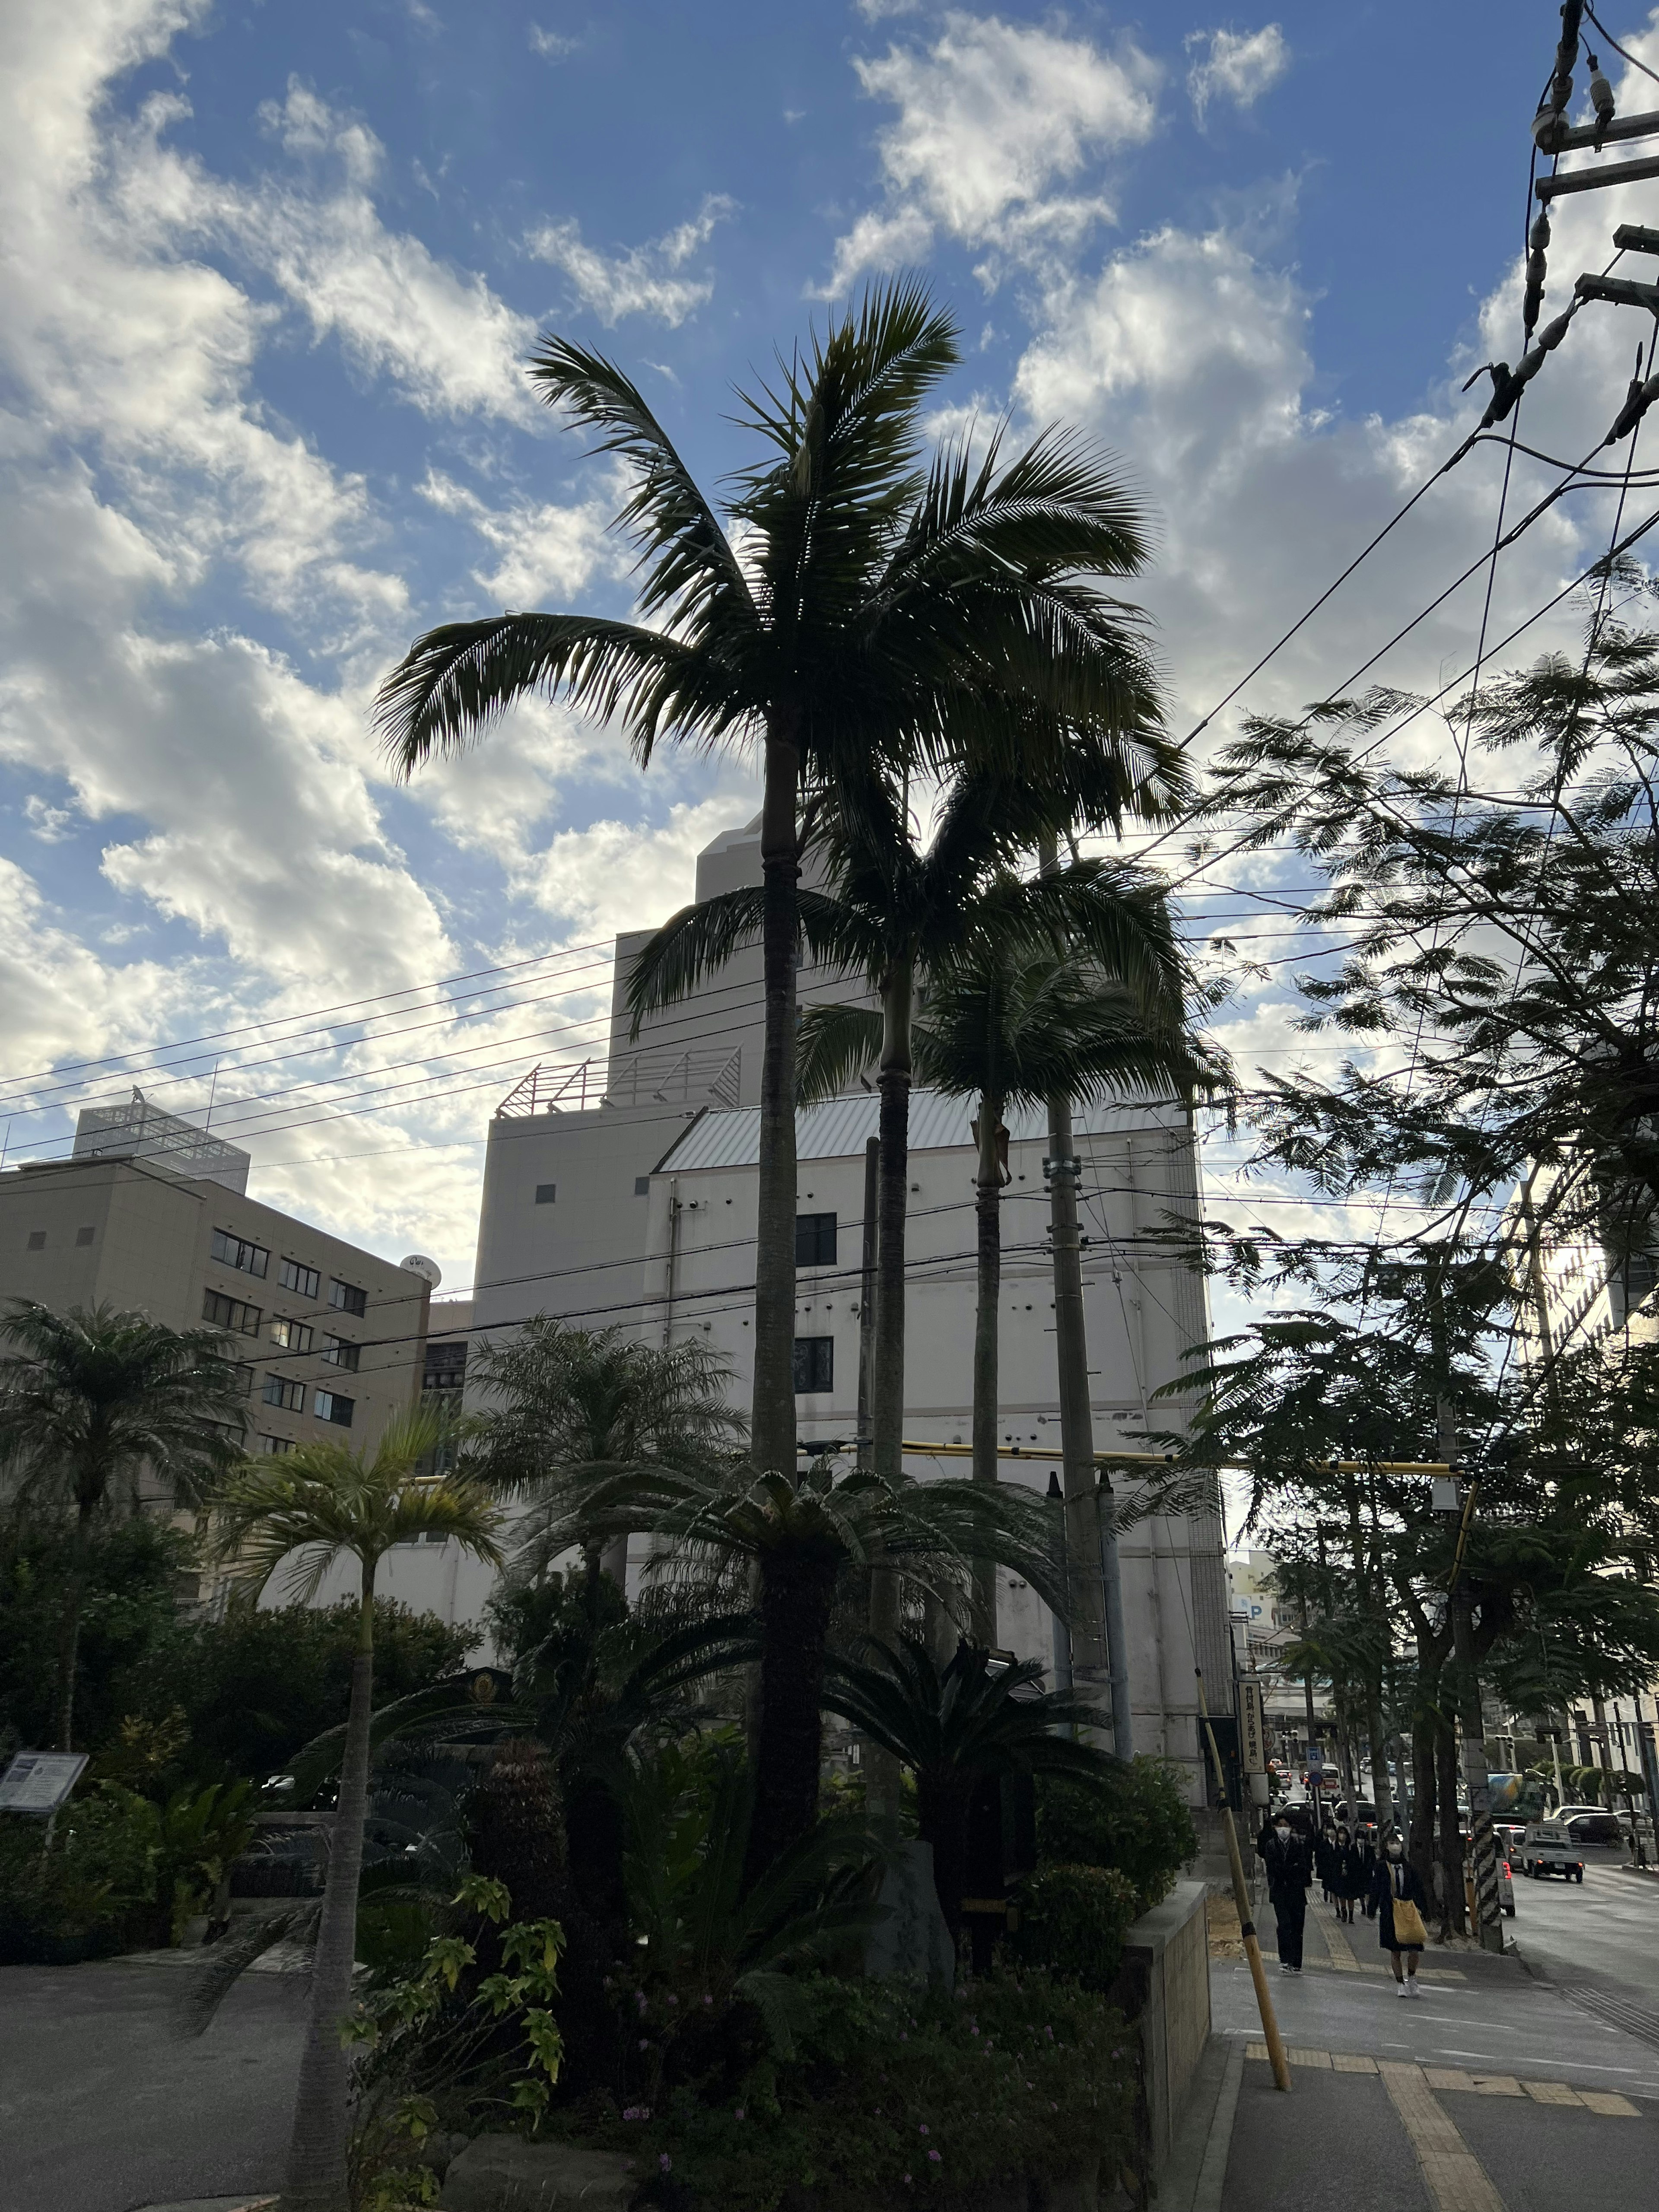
[[1194, 2038, 1245, 2212]]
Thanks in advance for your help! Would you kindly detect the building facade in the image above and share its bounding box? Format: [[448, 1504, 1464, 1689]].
[[0, 1151, 431, 1465], [448, 816, 1234, 1806]]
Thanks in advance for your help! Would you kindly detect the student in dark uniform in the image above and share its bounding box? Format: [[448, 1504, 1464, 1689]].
[[1370, 1834, 1428, 1996], [1258, 1813, 1315, 1972], [1330, 1822, 1363, 1923]]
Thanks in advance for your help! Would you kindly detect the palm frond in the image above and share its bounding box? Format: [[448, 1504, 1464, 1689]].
[[526, 335, 757, 636], [796, 1003, 884, 1102], [375, 613, 749, 776]]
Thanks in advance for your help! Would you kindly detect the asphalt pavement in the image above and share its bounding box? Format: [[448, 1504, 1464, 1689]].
[[1213, 1863, 1659, 2212], [0, 1955, 303, 2212]]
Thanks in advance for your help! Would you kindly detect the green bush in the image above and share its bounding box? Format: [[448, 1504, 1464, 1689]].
[[1007, 1862, 1140, 1993], [1036, 1758, 1197, 1913], [575, 1968, 1135, 2211], [0, 1788, 162, 1961]]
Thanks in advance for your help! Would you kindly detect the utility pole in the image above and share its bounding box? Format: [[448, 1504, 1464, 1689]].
[[1038, 833, 1128, 1754], [1438, 1392, 1506, 1956]]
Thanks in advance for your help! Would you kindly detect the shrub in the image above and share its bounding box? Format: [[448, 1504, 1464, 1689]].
[[576, 1968, 1136, 2211], [0, 1787, 162, 1961], [1036, 1758, 1197, 1912], [1007, 1862, 1140, 1993]]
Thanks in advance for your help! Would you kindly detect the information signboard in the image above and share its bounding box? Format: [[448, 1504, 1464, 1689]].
[[0, 1751, 87, 1815]]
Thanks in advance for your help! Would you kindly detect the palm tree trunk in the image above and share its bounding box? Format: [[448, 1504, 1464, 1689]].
[[55, 1495, 99, 1753], [280, 1568, 377, 2212], [917, 1769, 974, 1953], [745, 1548, 836, 1886], [751, 712, 801, 1478], [872, 958, 914, 1489], [969, 1097, 1005, 1648]]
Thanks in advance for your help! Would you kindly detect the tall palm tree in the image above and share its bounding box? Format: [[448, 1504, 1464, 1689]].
[[822, 1635, 1112, 1945], [375, 280, 1171, 1491], [210, 1408, 504, 2212], [805, 918, 1228, 1642], [0, 1300, 248, 1750], [501, 1451, 1066, 1885]]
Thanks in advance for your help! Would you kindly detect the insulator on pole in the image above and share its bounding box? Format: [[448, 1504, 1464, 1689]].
[[1588, 53, 1616, 147], [1606, 370, 1659, 445], [1524, 209, 1553, 337]]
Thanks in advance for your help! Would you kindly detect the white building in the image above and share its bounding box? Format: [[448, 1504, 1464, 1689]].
[[391, 815, 1233, 1805]]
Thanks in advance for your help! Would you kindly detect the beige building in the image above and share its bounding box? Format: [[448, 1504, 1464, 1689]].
[[0, 1148, 431, 1462]]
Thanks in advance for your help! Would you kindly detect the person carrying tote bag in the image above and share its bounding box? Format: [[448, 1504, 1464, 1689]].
[[1371, 1834, 1428, 1995]]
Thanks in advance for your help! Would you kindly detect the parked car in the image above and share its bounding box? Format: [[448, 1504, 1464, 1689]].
[[1555, 1805, 1622, 1849], [1517, 1819, 1586, 1882]]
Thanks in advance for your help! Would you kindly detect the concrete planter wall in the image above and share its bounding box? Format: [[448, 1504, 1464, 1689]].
[[1109, 1880, 1211, 2193]]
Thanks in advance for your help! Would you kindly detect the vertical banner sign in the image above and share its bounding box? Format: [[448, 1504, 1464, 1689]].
[[1239, 1678, 1268, 1776]]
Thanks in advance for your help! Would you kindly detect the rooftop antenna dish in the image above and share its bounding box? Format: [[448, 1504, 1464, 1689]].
[[400, 1254, 442, 1288]]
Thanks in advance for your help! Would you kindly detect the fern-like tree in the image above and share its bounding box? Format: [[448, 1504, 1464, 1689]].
[[376, 280, 1172, 1487], [464, 1319, 743, 1604], [801, 913, 1227, 1641], [0, 1300, 248, 1751], [210, 1408, 504, 2212], [506, 1451, 1067, 1884], [823, 1635, 1112, 1944]]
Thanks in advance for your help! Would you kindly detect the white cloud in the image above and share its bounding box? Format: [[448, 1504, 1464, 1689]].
[[419, 469, 618, 607], [824, 12, 1158, 290], [527, 195, 735, 326], [1186, 25, 1290, 124], [528, 24, 578, 60]]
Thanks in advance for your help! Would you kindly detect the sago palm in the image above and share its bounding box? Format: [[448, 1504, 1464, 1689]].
[[376, 279, 1174, 1487], [210, 1407, 504, 2212], [503, 1451, 1066, 1884], [800, 912, 1228, 1640], [822, 1635, 1112, 1943], [0, 1300, 248, 1749]]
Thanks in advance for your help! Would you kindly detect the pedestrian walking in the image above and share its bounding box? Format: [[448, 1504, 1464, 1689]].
[[1258, 1812, 1314, 1973], [1371, 1834, 1428, 1996], [1357, 1824, 1379, 1918], [1315, 1821, 1337, 1906], [1330, 1822, 1363, 1923]]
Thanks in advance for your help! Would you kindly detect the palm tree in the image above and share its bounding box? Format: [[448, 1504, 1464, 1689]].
[[375, 280, 1172, 1491], [0, 1300, 248, 1751], [822, 1635, 1112, 1945], [804, 917, 1227, 1643], [464, 1319, 743, 1606], [210, 1407, 504, 2212], [502, 1452, 1066, 1885]]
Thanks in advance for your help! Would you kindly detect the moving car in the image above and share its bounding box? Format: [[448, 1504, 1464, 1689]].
[[1554, 1805, 1622, 1849], [1517, 1819, 1585, 1882]]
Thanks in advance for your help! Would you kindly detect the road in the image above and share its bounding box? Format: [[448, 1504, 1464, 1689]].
[[1507, 1853, 1659, 2005], [0, 1955, 304, 2212]]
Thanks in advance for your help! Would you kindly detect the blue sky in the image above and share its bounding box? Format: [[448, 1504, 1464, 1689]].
[[1, 1, 1654, 1289]]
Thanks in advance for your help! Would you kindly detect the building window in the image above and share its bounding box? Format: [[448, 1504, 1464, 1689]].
[[25, 1231, 44, 1251], [321, 1335, 360, 1373], [203, 1290, 261, 1336], [329, 1279, 366, 1316], [280, 1258, 320, 1299], [262, 1375, 305, 1411], [257, 1434, 296, 1455], [270, 1318, 314, 1353], [423, 1340, 467, 1393], [212, 1228, 269, 1278], [634, 1176, 650, 1196], [314, 1389, 355, 1427], [796, 1212, 837, 1268], [233, 1363, 257, 1397], [75, 1226, 95, 1247], [535, 1183, 557, 1205], [793, 1335, 834, 1394]]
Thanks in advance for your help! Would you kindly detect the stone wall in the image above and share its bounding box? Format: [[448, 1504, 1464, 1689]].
[[1114, 1879, 1212, 2187]]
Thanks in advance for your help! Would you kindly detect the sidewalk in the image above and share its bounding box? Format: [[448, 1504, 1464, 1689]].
[[1200, 1898, 1659, 2212]]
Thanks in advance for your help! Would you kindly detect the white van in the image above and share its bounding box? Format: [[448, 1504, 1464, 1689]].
[[1518, 1819, 1585, 1882]]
